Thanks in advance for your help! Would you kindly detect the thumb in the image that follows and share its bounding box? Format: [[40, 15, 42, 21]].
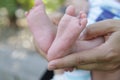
[[83, 19, 120, 40], [48, 43, 109, 70]]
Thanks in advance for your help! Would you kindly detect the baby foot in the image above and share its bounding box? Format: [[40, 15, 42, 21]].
[[47, 5, 87, 61], [26, 0, 56, 53]]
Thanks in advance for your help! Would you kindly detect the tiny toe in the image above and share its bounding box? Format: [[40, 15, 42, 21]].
[[78, 11, 87, 19], [80, 18, 87, 27], [78, 11, 87, 26], [65, 5, 76, 16]]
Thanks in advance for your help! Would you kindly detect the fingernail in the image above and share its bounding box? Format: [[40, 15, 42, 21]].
[[48, 61, 57, 70]]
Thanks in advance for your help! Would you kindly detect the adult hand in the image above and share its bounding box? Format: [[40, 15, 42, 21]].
[[48, 19, 120, 71]]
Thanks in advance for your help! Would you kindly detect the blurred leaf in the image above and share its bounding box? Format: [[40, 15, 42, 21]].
[[0, 0, 34, 16], [43, 0, 65, 12], [0, 0, 17, 16], [17, 0, 34, 10], [0, 0, 65, 27]]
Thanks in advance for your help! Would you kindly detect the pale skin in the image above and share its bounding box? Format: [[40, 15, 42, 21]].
[[26, 0, 120, 80], [48, 20, 120, 80], [50, 1, 120, 80], [67, 1, 120, 79]]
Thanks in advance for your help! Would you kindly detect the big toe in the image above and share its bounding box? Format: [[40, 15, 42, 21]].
[[65, 5, 76, 16], [34, 0, 45, 13]]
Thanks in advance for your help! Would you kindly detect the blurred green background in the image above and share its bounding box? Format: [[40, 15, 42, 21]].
[[0, 0, 65, 80], [0, 0, 65, 27]]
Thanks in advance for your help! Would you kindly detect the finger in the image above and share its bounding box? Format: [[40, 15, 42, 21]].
[[48, 43, 110, 70], [77, 63, 120, 71], [76, 63, 102, 70], [83, 19, 120, 40], [105, 31, 120, 62]]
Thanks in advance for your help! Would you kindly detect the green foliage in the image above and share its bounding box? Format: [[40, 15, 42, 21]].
[[0, 0, 17, 16], [43, 0, 65, 12], [0, 0, 34, 16], [17, 0, 34, 10], [0, 0, 64, 16]]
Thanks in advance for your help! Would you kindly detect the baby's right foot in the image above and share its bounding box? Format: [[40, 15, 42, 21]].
[[26, 0, 56, 53], [47, 6, 87, 61]]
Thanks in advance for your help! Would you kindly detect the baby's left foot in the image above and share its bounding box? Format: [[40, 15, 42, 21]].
[[47, 5, 87, 61]]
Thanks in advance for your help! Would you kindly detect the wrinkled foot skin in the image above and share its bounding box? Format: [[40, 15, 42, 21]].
[[26, 0, 56, 53], [47, 5, 87, 61]]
